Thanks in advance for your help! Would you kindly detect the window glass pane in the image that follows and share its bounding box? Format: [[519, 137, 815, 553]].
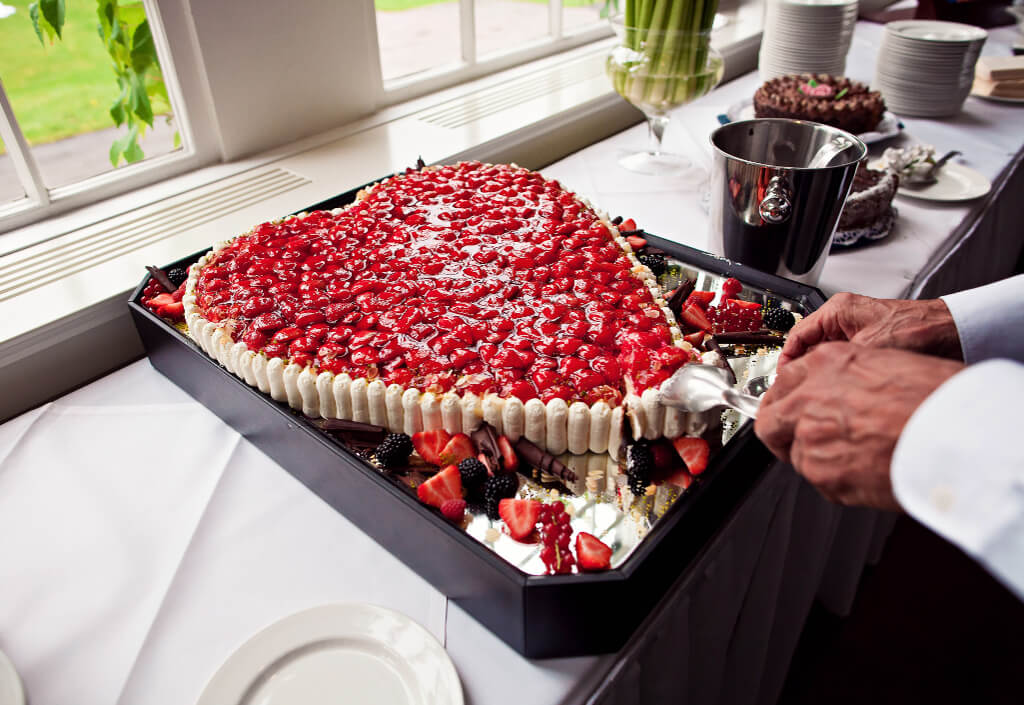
[[0, 136, 26, 205], [0, 0, 182, 190], [476, 0, 547, 58], [376, 0, 462, 82], [563, 0, 608, 34]]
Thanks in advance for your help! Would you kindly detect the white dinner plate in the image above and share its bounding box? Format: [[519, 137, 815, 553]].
[[891, 161, 991, 202], [197, 604, 462, 705], [970, 91, 1024, 104], [725, 100, 902, 143], [886, 20, 988, 44], [0, 651, 25, 705]]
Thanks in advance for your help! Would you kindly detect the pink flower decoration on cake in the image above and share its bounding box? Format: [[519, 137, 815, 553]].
[[800, 82, 835, 98]]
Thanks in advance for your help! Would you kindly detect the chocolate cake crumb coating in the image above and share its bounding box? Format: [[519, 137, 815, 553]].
[[753, 74, 886, 135]]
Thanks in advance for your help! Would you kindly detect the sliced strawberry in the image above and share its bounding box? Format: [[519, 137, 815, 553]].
[[683, 331, 706, 347], [158, 301, 185, 321], [416, 464, 463, 508], [412, 429, 452, 467], [498, 498, 540, 540], [441, 498, 467, 522], [685, 291, 715, 309], [672, 437, 710, 476], [575, 532, 612, 571], [438, 433, 476, 467], [626, 235, 647, 250], [680, 304, 713, 332], [477, 452, 496, 474], [662, 468, 694, 489], [728, 299, 762, 310], [497, 435, 519, 472], [619, 217, 637, 232], [146, 293, 175, 309]]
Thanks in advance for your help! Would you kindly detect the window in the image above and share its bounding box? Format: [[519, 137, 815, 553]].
[[1, 0, 760, 240], [376, 0, 616, 103], [0, 0, 214, 234]]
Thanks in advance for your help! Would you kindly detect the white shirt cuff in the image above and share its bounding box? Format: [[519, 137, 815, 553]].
[[892, 360, 1024, 600], [941, 275, 1024, 364]]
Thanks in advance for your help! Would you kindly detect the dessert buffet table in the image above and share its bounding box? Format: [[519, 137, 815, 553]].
[[1, 20, 1022, 705]]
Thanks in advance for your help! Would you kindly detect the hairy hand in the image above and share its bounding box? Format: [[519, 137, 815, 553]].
[[755, 342, 964, 510], [779, 293, 962, 370]]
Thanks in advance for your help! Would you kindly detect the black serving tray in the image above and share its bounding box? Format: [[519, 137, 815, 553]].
[[128, 188, 825, 658]]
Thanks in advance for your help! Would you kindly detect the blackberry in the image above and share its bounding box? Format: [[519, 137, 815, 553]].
[[625, 441, 653, 497], [483, 473, 519, 519], [374, 432, 413, 469], [458, 458, 487, 490], [166, 267, 188, 287], [626, 441, 654, 480], [763, 307, 796, 332], [628, 474, 650, 497], [638, 252, 667, 277]]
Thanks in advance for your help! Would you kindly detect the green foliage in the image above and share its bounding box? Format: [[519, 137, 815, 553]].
[[28, 0, 174, 166]]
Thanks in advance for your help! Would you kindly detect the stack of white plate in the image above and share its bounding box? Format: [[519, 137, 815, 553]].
[[874, 20, 987, 117], [758, 0, 859, 81]]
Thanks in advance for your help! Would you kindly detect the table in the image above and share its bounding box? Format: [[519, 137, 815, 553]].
[[2, 20, 1022, 705]]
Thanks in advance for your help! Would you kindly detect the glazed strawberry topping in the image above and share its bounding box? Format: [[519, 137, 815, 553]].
[[193, 162, 691, 404]]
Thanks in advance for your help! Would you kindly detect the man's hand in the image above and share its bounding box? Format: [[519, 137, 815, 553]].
[[779, 293, 962, 370], [755, 342, 964, 510]]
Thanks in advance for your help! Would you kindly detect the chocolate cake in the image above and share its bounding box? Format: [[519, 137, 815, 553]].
[[753, 74, 886, 135], [839, 161, 898, 230], [833, 160, 898, 247]]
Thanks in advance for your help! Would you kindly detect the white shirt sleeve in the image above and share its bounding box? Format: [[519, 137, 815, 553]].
[[941, 274, 1024, 364], [891, 359, 1024, 600]]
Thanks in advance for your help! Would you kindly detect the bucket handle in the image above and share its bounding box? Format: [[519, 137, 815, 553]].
[[759, 176, 792, 225]]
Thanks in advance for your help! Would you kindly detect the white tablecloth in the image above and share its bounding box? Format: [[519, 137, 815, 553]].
[[1, 19, 1021, 705]]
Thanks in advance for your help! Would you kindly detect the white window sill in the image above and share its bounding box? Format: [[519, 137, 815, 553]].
[[0, 6, 762, 421]]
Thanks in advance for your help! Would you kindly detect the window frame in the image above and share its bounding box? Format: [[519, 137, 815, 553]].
[[378, 0, 616, 106], [0, 0, 220, 235]]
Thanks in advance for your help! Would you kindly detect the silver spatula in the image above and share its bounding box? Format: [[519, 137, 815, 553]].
[[658, 364, 763, 418]]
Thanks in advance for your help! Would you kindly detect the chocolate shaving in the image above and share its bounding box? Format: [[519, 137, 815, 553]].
[[146, 266, 176, 293], [666, 278, 696, 318], [711, 330, 785, 347], [316, 418, 387, 435], [611, 215, 623, 225], [471, 424, 502, 473], [704, 338, 738, 386], [513, 437, 576, 483], [416, 156, 426, 170], [314, 419, 387, 446], [618, 229, 646, 237]]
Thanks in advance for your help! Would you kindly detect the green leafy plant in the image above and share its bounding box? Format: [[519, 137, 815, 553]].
[[29, 0, 175, 166]]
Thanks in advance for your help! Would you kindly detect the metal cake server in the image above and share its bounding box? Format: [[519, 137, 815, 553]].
[[903, 149, 961, 186], [658, 364, 763, 418]]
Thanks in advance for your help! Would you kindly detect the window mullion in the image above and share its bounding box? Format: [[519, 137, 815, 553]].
[[460, 0, 477, 65], [0, 78, 49, 206], [549, 0, 563, 39]]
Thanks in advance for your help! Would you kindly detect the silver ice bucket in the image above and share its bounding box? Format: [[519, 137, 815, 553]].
[[708, 119, 867, 286]]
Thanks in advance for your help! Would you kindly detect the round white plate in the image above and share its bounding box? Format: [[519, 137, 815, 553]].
[[886, 20, 987, 44], [0, 651, 25, 705], [197, 604, 462, 705], [893, 161, 991, 202], [971, 91, 1024, 104], [725, 100, 902, 143]]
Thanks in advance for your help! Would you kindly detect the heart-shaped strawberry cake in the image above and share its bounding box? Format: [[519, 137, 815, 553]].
[[183, 162, 701, 455]]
